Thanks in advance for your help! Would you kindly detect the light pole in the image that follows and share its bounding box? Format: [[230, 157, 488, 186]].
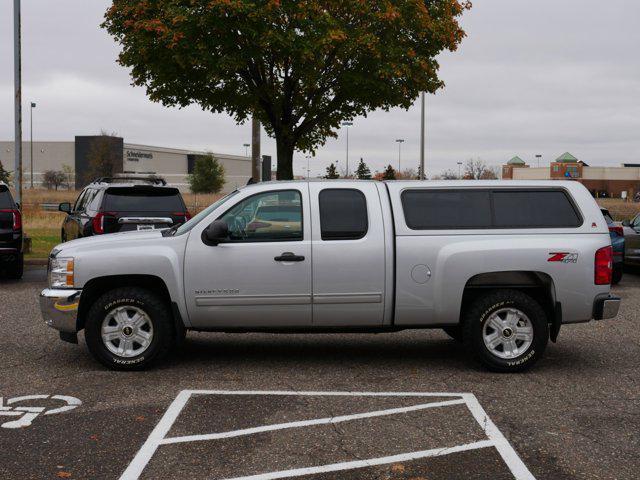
[[395, 139, 405, 173], [457, 161, 463, 179], [30, 102, 35, 188], [13, 0, 22, 204], [341, 121, 353, 177], [305, 155, 311, 179], [535, 154, 542, 168], [243, 143, 250, 157], [419, 92, 426, 179]]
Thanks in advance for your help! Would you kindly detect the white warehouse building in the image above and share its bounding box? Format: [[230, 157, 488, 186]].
[[0, 136, 253, 193]]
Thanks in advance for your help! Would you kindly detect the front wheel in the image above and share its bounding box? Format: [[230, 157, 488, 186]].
[[462, 289, 548, 372], [84, 287, 176, 370]]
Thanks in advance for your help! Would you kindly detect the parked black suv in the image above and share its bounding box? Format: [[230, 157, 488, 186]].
[[0, 181, 23, 279], [59, 176, 191, 241]]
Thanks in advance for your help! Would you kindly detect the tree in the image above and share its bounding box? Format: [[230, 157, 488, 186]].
[[189, 155, 226, 194], [62, 164, 74, 189], [382, 165, 397, 180], [324, 163, 340, 179], [397, 168, 417, 180], [463, 158, 498, 180], [0, 160, 11, 184], [103, 1, 470, 180], [86, 130, 122, 182], [42, 170, 67, 190], [433, 169, 459, 180], [355, 158, 372, 180]]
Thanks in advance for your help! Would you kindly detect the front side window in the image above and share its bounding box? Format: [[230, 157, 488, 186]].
[[219, 190, 303, 242], [319, 189, 368, 240]]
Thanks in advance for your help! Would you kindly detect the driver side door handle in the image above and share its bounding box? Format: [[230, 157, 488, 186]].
[[274, 252, 305, 262]]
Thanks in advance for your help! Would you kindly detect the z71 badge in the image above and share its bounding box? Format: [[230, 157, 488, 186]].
[[548, 252, 578, 263]]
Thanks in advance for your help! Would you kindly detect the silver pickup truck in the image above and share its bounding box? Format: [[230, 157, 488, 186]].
[[40, 180, 620, 372]]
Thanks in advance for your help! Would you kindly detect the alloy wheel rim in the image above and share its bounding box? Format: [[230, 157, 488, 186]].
[[101, 306, 153, 358], [482, 308, 533, 360]]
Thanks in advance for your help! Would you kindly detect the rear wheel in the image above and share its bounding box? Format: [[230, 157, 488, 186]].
[[84, 287, 175, 370], [463, 289, 548, 372], [8, 254, 23, 280], [612, 262, 623, 285]]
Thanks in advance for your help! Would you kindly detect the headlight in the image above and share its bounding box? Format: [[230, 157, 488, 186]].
[[49, 257, 75, 288]]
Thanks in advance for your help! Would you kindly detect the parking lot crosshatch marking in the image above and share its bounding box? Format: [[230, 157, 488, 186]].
[[119, 390, 536, 480]]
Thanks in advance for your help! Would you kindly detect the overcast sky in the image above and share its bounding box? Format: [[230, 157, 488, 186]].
[[1, 1, 639, 177]]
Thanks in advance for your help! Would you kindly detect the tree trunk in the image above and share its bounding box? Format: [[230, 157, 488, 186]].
[[275, 134, 295, 180]]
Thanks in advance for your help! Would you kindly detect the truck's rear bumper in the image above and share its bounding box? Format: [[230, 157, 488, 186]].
[[593, 294, 621, 320]]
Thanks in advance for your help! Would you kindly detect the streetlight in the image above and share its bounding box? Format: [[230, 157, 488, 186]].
[[243, 143, 250, 157], [30, 101, 35, 188], [395, 139, 405, 172], [419, 92, 426, 180], [305, 155, 311, 179], [457, 161, 463, 179], [341, 121, 353, 177], [535, 154, 542, 168]]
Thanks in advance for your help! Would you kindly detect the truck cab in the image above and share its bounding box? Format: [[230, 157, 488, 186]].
[[40, 180, 620, 372]]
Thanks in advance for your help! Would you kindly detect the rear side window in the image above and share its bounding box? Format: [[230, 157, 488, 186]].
[[493, 191, 581, 228], [402, 188, 582, 230], [401, 190, 492, 229], [103, 187, 184, 212], [319, 189, 368, 240], [0, 185, 14, 209]]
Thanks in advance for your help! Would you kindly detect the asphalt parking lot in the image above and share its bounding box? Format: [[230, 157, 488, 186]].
[[0, 268, 638, 480]]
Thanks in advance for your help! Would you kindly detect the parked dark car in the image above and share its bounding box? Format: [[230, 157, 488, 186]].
[[0, 181, 23, 279], [621, 212, 640, 268], [59, 176, 191, 241], [601, 208, 623, 284]]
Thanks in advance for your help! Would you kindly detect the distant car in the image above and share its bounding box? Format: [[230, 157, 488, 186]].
[[59, 176, 191, 241], [0, 181, 23, 279], [600, 208, 623, 284], [621, 212, 640, 268]]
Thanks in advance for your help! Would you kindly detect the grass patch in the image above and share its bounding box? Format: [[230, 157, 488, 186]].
[[26, 228, 60, 259]]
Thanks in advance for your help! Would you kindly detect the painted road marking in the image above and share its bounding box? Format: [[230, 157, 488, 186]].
[[0, 395, 82, 429], [120, 390, 536, 480]]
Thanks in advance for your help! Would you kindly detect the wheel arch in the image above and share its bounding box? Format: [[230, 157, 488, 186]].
[[461, 271, 559, 339], [77, 275, 173, 331]]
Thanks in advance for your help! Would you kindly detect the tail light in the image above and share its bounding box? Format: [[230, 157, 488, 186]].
[[609, 226, 624, 237], [595, 246, 613, 285], [0, 209, 21, 231], [92, 211, 116, 235]]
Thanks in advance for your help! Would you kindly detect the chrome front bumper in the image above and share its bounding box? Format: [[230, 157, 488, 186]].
[[593, 294, 621, 320], [39, 288, 82, 333]]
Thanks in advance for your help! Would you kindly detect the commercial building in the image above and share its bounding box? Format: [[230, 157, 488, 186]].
[[0, 136, 253, 193], [502, 152, 640, 199]]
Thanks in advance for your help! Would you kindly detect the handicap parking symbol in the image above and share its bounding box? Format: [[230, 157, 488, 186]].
[[0, 394, 82, 429]]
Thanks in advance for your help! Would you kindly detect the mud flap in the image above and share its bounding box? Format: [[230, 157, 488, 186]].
[[550, 302, 562, 343]]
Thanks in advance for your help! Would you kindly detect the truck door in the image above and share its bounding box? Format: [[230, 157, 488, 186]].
[[309, 182, 387, 326], [183, 186, 312, 328]]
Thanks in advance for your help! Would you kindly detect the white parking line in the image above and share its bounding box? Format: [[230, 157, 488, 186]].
[[119, 390, 535, 480]]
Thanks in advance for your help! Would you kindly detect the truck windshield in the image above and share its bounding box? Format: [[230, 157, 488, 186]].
[[170, 190, 239, 236]]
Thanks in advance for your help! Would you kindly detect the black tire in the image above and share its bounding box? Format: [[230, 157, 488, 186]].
[[442, 326, 463, 342], [84, 287, 175, 371], [8, 254, 23, 280], [612, 263, 623, 285], [462, 289, 548, 373]]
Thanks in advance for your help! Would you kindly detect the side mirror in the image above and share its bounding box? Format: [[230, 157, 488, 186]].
[[201, 220, 229, 246], [622, 219, 631, 227], [15, 202, 20, 211], [59, 202, 72, 214]]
